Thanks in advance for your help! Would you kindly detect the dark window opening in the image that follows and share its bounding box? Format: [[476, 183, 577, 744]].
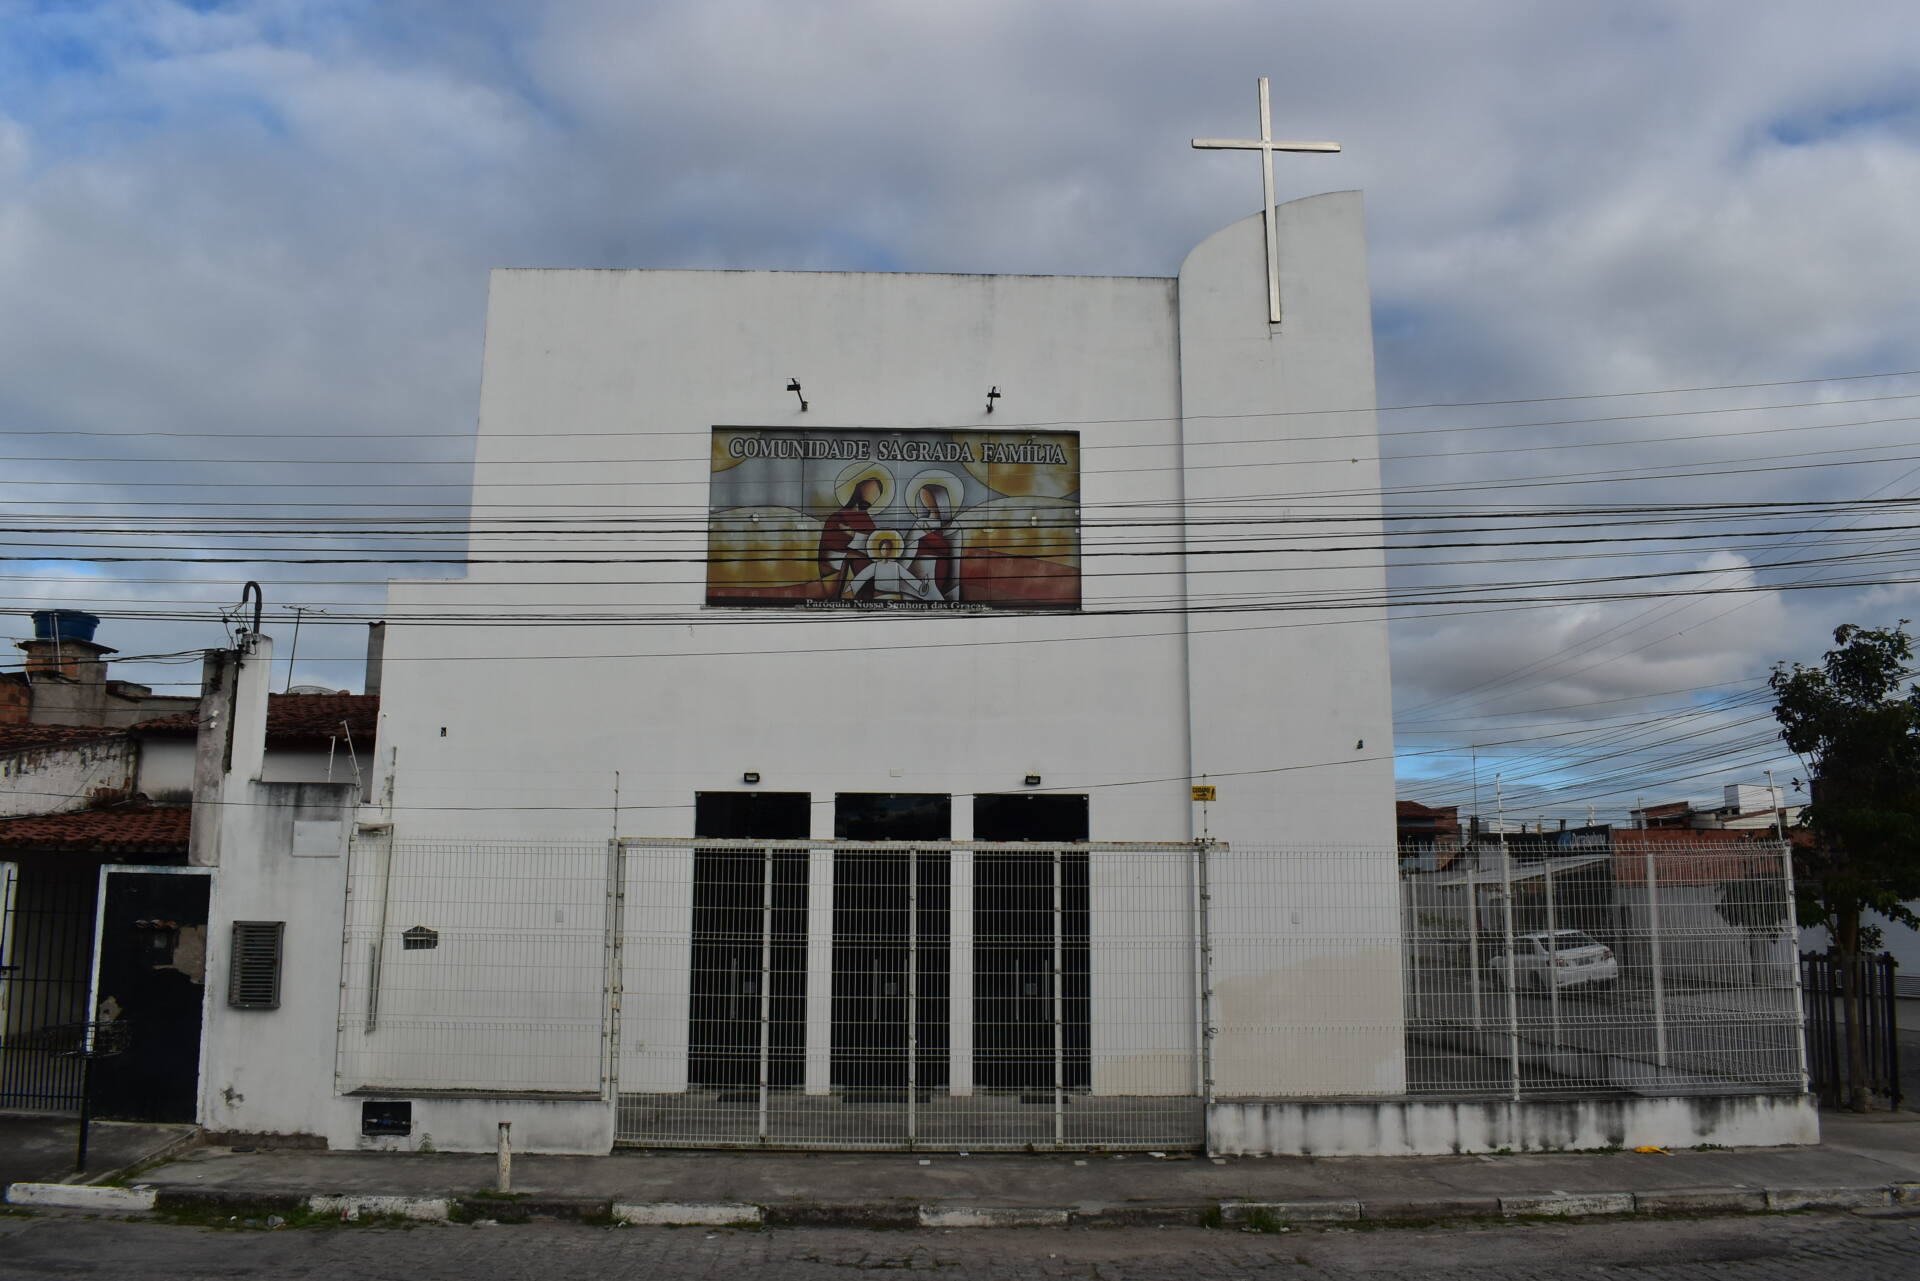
[[695, 791, 811, 840], [689, 791, 811, 1090], [973, 794, 1090, 842], [973, 850, 1090, 1093], [833, 793, 951, 841], [829, 850, 950, 1094]]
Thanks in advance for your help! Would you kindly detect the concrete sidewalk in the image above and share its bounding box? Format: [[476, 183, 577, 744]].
[[0, 1117, 196, 1188], [8, 1111, 1919, 1228]]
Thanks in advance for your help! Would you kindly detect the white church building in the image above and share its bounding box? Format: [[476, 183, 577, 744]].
[[181, 186, 1814, 1157]]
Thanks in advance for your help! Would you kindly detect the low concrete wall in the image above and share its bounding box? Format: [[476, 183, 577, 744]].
[[331, 1094, 615, 1156], [1208, 1092, 1819, 1156]]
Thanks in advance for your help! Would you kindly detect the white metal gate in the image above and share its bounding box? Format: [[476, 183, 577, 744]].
[[613, 839, 1203, 1151]]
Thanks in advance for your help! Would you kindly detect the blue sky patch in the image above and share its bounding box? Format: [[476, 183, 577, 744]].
[[1767, 95, 1917, 147]]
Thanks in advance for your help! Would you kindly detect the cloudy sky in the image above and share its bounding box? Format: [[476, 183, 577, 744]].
[[4, 0, 1918, 822]]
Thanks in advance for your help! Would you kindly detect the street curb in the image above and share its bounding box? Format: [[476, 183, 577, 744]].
[[1224, 1199, 1361, 1224], [1361, 1197, 1502, 1221], [15, 1181, 1912, 1228], [1764, 1186, 1892, 1212], [149, 1187, 311, 1215], [920, 1206, 1071, 1228], [1633, 1189, 1768, 1214], [308, 1194, 452, 1222], [454, 1195, 608, 1223], [1499, 1192, 1636, 1218], [4, 1183, 156, 1212], [762, 1202, 920, 1229], [612, 1201, 763, 1227], [1070, 1204, 1207, 1227]]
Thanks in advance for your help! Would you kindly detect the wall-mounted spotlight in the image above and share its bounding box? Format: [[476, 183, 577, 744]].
[[1023, 773, 1043, 787], [786, 379, 807, 411], [743, 771, 762, 785], [986, 386, 1001, 414]]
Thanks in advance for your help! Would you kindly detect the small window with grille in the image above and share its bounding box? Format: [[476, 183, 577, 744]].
[[228, 921, 284, 1010]]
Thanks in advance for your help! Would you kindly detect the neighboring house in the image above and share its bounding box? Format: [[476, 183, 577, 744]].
[[0, 804, 192, 1113], [0, 724, 138, 817], [0, 620, 374, 1123], [131, 691, 378, 796]]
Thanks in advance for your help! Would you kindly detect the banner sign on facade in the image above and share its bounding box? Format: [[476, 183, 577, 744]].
[[706, 427, 1081, 611]]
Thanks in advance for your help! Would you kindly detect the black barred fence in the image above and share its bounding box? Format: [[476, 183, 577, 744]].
[[1800, 951, 1901, 1109]]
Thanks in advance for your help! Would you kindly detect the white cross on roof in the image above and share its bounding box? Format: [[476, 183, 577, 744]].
[[1192, 78, 1341, 325]]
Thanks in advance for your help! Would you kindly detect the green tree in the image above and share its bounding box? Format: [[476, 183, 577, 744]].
[[1769, 622, 1920, 1109]]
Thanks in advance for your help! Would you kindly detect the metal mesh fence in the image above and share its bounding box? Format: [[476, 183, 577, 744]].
[[338, 837, 616, 1097], [331, 835, 1807, 1152], [1401, 841, 1806, 1098]]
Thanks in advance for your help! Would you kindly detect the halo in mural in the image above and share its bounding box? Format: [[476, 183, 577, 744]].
[[904, 469, 965, 520], [834, 462, 895, 511]]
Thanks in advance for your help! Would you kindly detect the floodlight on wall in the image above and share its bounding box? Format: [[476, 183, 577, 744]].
[[786, 379, 807, 411], [986, 386, 1001, 413], [743, 771, 762, 785], [1024, 774, 1042, 787]]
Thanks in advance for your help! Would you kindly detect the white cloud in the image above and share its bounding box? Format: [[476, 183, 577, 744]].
[[3, 0, 1919, 812]]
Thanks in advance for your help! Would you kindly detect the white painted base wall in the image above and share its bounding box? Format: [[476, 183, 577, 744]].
[[1207, 1093, 1820, 1157], [333, 1095, 614, 1156]]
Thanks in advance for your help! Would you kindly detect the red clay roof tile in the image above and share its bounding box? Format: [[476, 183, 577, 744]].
[[0, 723, 127, 753], [0, 805, 190, 854], [135, 692, 377, 744]]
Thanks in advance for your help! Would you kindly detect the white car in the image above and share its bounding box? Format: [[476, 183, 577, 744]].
[[1488, 929, 1618, 994]]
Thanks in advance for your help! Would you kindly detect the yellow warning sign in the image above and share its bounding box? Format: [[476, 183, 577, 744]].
[[1190, 785, 1217, 802]]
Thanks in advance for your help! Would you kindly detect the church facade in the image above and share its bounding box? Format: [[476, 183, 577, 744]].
[[176, 188, 1816, 1157], [266, 191, 1403, 1154]]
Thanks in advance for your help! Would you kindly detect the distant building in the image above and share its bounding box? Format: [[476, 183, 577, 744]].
[[1629, 784, 1802, 832], [1, 611, 196, 730], [1395, 799, 1461, 867]]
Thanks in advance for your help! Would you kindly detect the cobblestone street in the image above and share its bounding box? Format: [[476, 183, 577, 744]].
[[2, 1210, 1917, 1280]]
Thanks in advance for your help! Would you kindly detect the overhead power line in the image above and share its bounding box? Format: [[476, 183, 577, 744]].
[[3, 364, 1915, 439]]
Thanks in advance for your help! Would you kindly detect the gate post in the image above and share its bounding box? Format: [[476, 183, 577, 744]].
[[1544, 858, 1560, 1047], [757, 849, 773, 1143], [1498, 831, 1520, 1101], [1645, 846, 1668, 1070], [947, 848, 974, 1097], [1192, 839, 1216, 1122], [907, 849, 919, 1145], [1779, 839, 1810, 1096], [1052, 847, 1065, 1147], [804, 845, 834, 1095], [604, 839, 626, 1107]]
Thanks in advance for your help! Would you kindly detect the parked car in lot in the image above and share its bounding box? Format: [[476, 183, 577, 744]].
[[1487, 929, 1618, 994]]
